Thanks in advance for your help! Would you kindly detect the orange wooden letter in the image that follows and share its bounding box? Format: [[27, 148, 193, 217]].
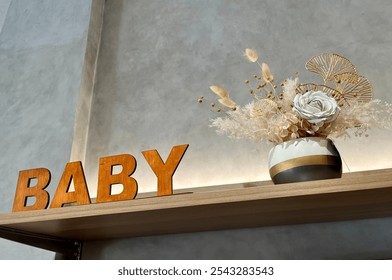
[[13, 168, 51, 212], [96, 154, 138, 203], [50, 161, 91, 208], [142, 144, 189, 196]]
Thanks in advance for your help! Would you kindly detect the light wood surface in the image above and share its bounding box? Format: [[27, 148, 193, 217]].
[[1, 168, 392, 241]]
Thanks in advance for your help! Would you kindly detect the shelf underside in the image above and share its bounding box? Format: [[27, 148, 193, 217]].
[[0, 168, 391, 241]]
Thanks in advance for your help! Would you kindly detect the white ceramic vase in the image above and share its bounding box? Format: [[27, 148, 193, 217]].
[[268, 137, 342, 184]]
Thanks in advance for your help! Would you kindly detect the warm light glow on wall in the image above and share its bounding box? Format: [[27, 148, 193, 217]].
[[78, 131, 392, 198]]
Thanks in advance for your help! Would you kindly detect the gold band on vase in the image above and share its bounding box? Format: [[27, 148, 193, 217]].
[[269, 155, 341, 179]]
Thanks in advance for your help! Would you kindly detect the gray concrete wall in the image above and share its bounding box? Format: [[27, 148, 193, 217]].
[[0, 0, 93, 259], [83, 217, 392, 260], [1, 0, 392, 260], [82, 0, 392, 259], [84, 0, 392, 196]]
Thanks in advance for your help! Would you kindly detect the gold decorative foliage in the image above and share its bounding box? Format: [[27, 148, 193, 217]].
[[305, 53, 357, 84], [296, 83, 343, 101], [333, 72, 360, 85], [333, 73, 373, 103]]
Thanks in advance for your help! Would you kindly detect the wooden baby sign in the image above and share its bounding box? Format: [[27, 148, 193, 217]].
[[12, 144, 189, 212]]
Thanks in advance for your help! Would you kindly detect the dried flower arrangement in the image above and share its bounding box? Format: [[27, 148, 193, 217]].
[[199, 50, 392, 144]]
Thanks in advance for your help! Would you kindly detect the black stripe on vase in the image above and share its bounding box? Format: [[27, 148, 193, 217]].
[[271, 163, 342, 184]]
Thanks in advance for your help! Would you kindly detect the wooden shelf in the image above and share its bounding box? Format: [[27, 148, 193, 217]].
[[1, 169, 392, 246], [1, 168, 392, 259]]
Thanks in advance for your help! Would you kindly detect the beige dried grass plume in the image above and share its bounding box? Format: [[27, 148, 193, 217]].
[[244, 48, 259, 63], [218, 98, 237, 109], [209, 85, 229, 99], [261, 63, 274, 83]]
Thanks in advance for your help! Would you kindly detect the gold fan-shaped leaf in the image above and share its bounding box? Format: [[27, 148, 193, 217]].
[[333, 72, 360, 84], [296, 83, 347, 106], [333, 72, 360, 93], [305, 53, 357, 84], [335, 75, 373, 103], [296, 83, 342, 98]]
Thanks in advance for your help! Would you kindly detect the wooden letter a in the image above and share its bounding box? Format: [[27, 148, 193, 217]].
[[50, 161, 91, 208]]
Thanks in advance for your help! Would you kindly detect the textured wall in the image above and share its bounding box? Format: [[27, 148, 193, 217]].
[[83, 217, 392, 260], [0, 0, 11, 33], [82, 0, 392, 259], [0, 0, 92, 259], [84, 0, 392, 196]]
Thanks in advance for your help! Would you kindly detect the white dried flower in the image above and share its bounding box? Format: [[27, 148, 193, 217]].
[[285, 112, 299, 123], [209, 85, 229, 99], [290, 124, 298, 132], [290, 132, 299, 139], [280, 129, 289, 137], [250, 99, 278, 118], [293, 90, 340, 124], [244, 48, 259, 62]]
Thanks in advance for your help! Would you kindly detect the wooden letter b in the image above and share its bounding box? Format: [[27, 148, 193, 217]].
[[13, 168, 51, 212], [96, 154, 138, 203]]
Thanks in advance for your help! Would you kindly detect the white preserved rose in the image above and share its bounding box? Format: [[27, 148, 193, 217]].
[[292, 90, 340, 124]]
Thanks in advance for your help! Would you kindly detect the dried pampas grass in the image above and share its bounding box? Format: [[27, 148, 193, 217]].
[[201, 50, 392, 144]]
